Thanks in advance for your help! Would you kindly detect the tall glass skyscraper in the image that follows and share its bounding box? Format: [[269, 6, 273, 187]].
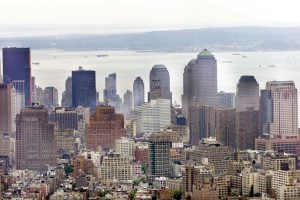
[[236, 75, 259, 112], [182, 49, 218, 118], [133, 76, 145, 108], [72, 67, 96, 113], [148, 65, 172, 102], [2, 47, 32, 105]]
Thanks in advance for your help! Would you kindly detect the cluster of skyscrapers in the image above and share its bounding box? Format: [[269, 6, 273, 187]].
[[1, 47, 300, 199]]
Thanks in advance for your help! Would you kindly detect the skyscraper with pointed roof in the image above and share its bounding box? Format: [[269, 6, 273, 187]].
[[182, 49, 218, 118]]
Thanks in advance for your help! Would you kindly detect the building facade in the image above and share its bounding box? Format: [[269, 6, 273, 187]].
[[72, 67, 96, 113], [16, 106, 56, 171], [2, 47, 32, 105], [131, 99, 171, 136], [87, 106, 126, 150]]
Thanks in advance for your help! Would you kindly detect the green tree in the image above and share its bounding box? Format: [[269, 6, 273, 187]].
[[129, 191, 136, 200], [141, 164, 147, 174], [172, 190, 183, 200], [64, 164, 73, 176]]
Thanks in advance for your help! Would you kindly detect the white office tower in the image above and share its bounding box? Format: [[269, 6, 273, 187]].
[[131, 99, 171, 136], [265, 81, 298, 135]]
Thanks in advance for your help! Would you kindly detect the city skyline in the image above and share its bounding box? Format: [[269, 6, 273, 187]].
[[1, 2, 300, 199]]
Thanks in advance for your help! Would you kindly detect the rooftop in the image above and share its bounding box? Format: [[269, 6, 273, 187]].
[[197, 49, 215, 59], [152, 64, 166, 69]]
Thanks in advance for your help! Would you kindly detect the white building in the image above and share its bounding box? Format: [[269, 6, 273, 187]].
[[115, 137, 135, 160], [265, 81, 298, 135], [100, 154, 132, 184], [131, 99, 171, 136]]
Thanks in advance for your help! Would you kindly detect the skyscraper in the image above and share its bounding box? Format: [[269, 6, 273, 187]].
[[104, 73, 117, 102], [148, 132, 172, 182], [236, 108, 260, 150], [265, 81, 298, 135], [3, 47, 32, 105], [43, 86, 59, 108], [61, 76, 72, 107], [72, 67, 96, 113], [87, 105, 126, 150], [131, 99, 171, 136], [189, 105, 216, 145], [260, 89, 273, 134], [148, 65, 172, 102], [0, 84, 16, 135], [16, 106, 56, 171], [123, 90, 133, 119], [236, 75, 259, 112], [133, 77, 145, 108], [182, 49, 218, 118], [103, 73, 122, 112]]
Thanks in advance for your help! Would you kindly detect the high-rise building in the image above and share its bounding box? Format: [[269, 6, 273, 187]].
[[189, 105, 216, 145], [215, 108, 236, 148], [148, 132, 172, 182], [2, 47, 32, 105], [16, 106, 56, 171], [217, 91, 235, 108], [43, 86, 59, 108], [182, 49, 218, 118], [236, 108, 260, 150], [260, 89, 273, 135], [104, 73, 117, 102], [133, 77, 145, 108], [148, 65, 172, 102], [265, 81, 298, 135], [131, 99, 171, 136], [72, 67, 96, 113], [103, 73, 122, 112], [236, 75, 259, 112], [0, 84, 16, 135], [61, 76, 72, 107], [123, 90, 133, 119], [87, 105, 126, 150]]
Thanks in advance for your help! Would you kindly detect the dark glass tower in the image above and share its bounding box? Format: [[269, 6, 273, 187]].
[[72, 67, 96, 113], [3, 47, 32, 105], [133, 77, 145, 107]]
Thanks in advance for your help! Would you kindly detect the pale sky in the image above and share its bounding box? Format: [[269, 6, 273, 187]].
[[1, 0, 300, 32]]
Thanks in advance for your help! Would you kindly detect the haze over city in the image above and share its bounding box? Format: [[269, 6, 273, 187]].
[[1, 1, 300, 200]]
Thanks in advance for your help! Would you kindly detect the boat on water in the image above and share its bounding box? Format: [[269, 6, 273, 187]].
[[242, 55, 247, 58], [267, 64, 276, 68], [32, 62, 40, 65], [232, 53, 240, 55], [96, 54, 108, 57]]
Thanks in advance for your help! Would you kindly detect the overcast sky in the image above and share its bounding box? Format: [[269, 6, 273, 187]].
[[1, 0, 300, 33]]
